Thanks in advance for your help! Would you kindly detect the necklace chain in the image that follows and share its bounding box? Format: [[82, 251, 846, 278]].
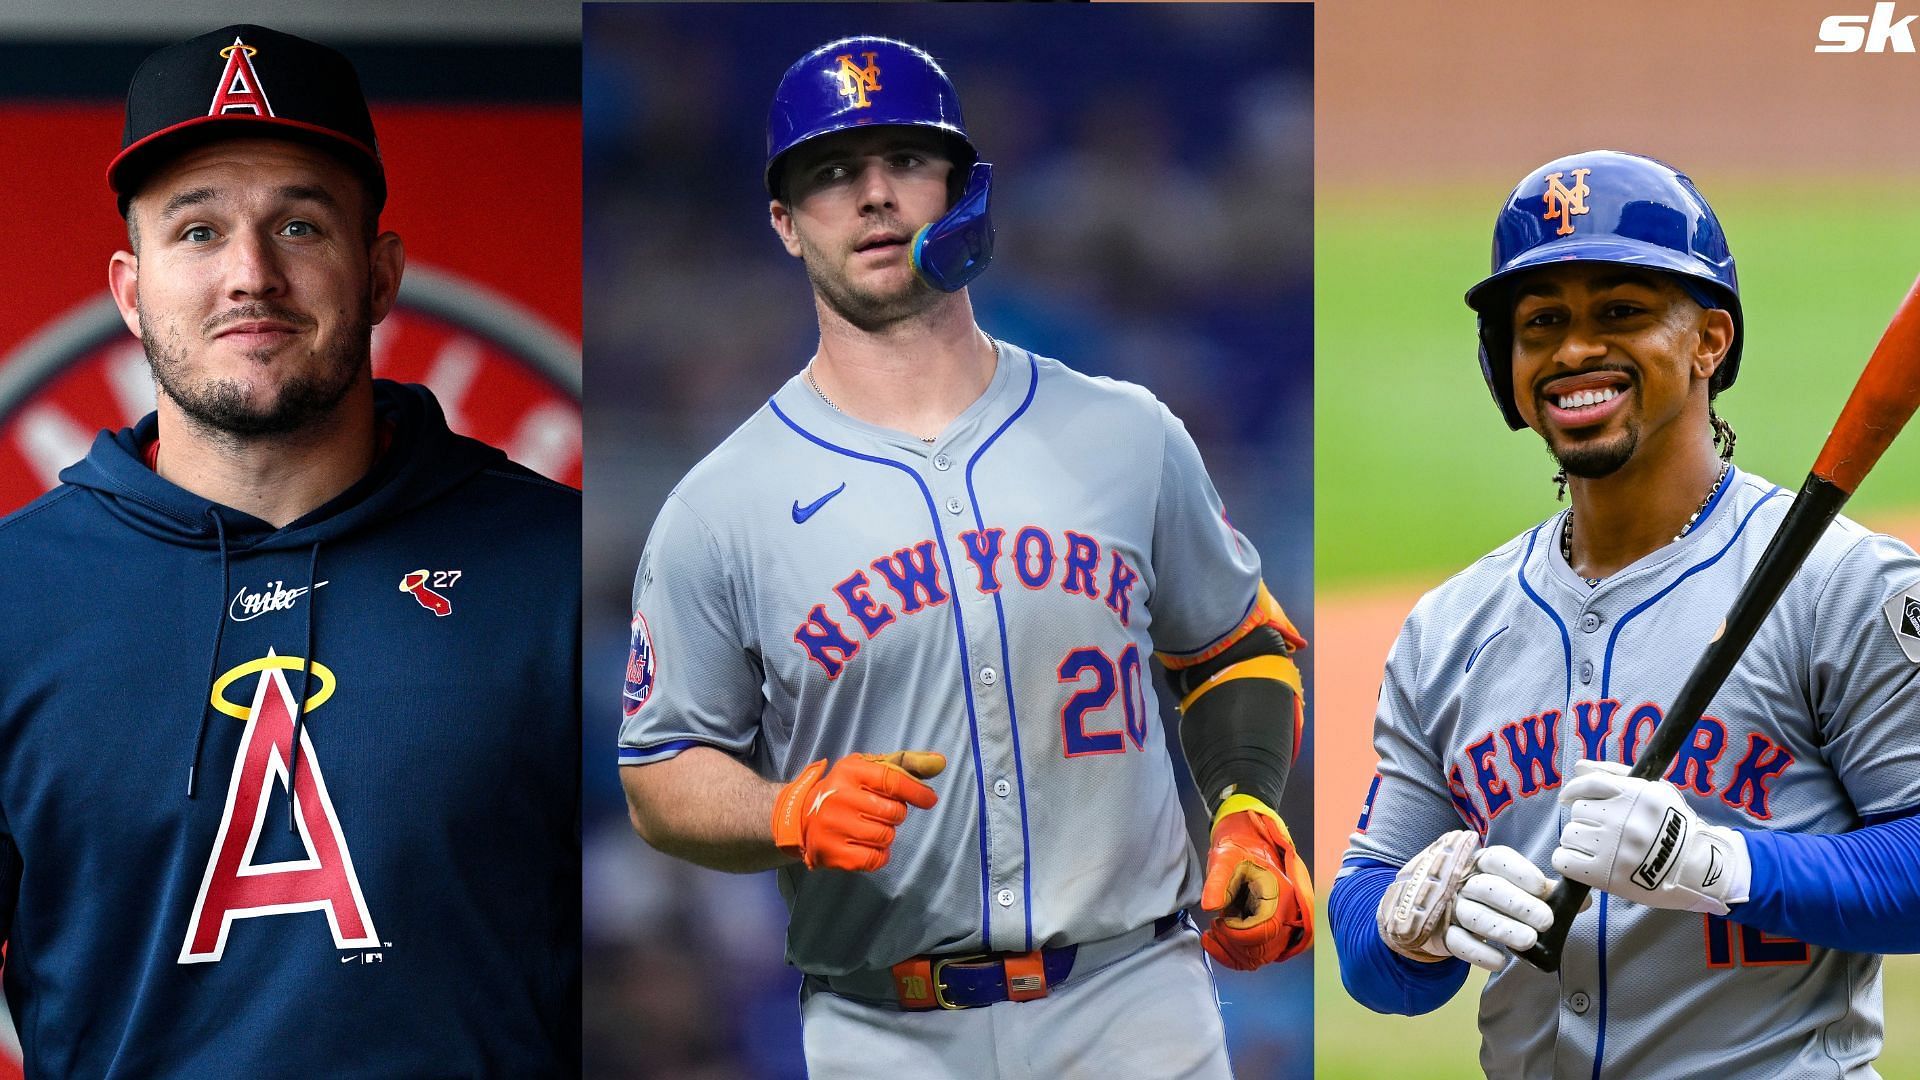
[[806, 363, 940, 444], [1561, 461, 1730, 587]]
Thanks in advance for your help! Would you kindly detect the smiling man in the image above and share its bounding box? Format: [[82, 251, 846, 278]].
[[0, 25, 578, 1077], [1330, 150, 1920, 1078], [617, 35, 1312, 1077]]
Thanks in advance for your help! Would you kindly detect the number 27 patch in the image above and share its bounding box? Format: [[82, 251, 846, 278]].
[[399, 569, 460, 617]]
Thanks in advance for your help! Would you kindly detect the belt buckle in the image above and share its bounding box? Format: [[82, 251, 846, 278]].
[[931, 952, 995, 1010]]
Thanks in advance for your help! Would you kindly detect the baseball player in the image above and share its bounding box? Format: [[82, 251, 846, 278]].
[[1329, 150, 1920, 1078], [618, 36, 1311, 1077], [0, 25, 578, 1076]]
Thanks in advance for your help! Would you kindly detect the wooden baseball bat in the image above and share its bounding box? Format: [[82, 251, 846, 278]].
[[1519, 274, 1920, 972]]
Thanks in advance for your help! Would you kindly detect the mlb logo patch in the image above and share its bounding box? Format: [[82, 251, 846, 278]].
[[624, 612, 657, 718], [1881, 585, 1920, 663]]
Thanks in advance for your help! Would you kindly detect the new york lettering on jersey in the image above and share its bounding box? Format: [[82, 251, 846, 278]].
[[1348, 470, 1920, 1077], [622, 344, 1263, 974]]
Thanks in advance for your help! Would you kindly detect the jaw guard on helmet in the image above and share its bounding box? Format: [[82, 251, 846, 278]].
[[766, 36, 995, 293], [1464, 150, 1742, 430], [911, 161, 993, 292]]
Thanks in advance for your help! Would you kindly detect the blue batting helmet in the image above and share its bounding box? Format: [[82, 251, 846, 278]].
[[766, 36, 993, 292], [1464, 150, 1742, 430]]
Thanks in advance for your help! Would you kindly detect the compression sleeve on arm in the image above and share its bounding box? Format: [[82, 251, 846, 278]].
[[1329, 858, 1472, 1016], [1734, 811, 1920, 953], [1171, 623, 1300, 812]]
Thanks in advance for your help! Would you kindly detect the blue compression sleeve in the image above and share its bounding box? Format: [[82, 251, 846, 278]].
[[1329, 859, 1471, 1015], [1735, 812, 1920, 953]]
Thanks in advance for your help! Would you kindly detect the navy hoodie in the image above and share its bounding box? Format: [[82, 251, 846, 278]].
[[0, 382, 580, 1077]]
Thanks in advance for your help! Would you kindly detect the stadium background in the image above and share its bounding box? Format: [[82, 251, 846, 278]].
[[0, 2, 581, 1074], [1314, 1, 1920, 1076], [582, 5, 1313, 1077]]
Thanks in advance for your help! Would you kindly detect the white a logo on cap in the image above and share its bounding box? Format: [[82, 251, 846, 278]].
[[209, 37, 275, 117]]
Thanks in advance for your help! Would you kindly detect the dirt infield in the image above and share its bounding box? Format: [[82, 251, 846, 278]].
[[1314, 514, 1920, 874]]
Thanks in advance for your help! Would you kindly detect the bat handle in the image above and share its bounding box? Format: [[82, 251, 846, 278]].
[[1515, 878, 1592, 973]]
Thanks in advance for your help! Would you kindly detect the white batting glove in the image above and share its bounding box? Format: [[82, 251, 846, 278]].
[[1552, 759, 1750, 916], [1445, 845, 1561, 972], [1378, 832, 1562, 972], [1377, 830, 1480, 962]]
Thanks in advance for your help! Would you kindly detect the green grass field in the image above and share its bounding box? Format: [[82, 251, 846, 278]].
[[1317, 182, 1920, 589], [1316, 182, 1920, 1075]]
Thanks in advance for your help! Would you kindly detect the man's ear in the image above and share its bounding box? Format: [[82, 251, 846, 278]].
[[368, 231, 406, 325], [108, 249, 141, 339], [770, 199, 803, 259], [1694, 306, 1735, 382]]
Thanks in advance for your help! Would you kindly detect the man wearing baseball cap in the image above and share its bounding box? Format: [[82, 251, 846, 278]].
[[0, 25, 578, 1076]]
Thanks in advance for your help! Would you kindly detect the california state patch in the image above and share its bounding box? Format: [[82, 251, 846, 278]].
[[624, 611, 656, 717], [1882, 584, 1920, 663]]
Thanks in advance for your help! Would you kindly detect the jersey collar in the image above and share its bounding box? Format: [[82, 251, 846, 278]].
[[773, 336, 1024, 458]]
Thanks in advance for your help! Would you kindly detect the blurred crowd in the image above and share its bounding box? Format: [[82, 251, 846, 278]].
[[582, 6, 1313, 1076]]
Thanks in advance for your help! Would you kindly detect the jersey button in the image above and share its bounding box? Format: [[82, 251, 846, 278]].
[[993, 778, 1011, 797], [933, 454, 952, 471], [1579, 660, 1594, 684], [996, 888, 1014, 908], [1581, 613, 1601, 633], [980, 666, 998, 686], [945, 497, 964, 515], [1568, 991, 1591, 1015]]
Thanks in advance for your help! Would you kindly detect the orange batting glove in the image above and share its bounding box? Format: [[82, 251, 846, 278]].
[[1200, 795, 1314, 970], [771, 751, 946, 872]]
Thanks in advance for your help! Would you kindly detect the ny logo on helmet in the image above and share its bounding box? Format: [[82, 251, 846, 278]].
[[1541, 169, 1592, 236], [834, 52, 883, 109]]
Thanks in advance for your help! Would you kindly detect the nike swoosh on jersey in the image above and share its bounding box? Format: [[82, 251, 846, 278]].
[[792, 482, 847, 524]]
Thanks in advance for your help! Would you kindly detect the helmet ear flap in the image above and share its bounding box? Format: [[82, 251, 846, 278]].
[[1473, 286, 1528, 431], [912, 162, 994, 293]]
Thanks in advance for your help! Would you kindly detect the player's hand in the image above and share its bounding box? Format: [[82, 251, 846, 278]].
[[1199, 796, 1313, 970], [1377, 829, 1481, 962], [1553, 759, 1749, 915], [1445, 845, 1571, 972], [771, 751, 946, 872], [1378, 832, 1577, 972]]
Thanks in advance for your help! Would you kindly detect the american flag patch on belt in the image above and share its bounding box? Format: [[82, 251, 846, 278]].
[[1009, 974, 1045, 993]]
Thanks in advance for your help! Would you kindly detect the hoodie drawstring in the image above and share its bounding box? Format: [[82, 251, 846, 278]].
[[187, 512, 231, 799], [287, 540, 321, 833]]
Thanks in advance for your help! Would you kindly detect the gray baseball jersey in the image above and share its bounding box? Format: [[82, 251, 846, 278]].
[[1345, 467, 1920, 1079], [619, 340, 1266, 976]]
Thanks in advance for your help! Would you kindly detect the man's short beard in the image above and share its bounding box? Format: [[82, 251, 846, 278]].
[[800, 232, 941, 332], [1547, 420, 1640, 480], [141, 302, 371, 441]]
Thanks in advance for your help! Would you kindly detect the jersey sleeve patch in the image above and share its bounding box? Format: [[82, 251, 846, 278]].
[[623, 610, 657, 717], [1881, 584, 1920, 663]]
